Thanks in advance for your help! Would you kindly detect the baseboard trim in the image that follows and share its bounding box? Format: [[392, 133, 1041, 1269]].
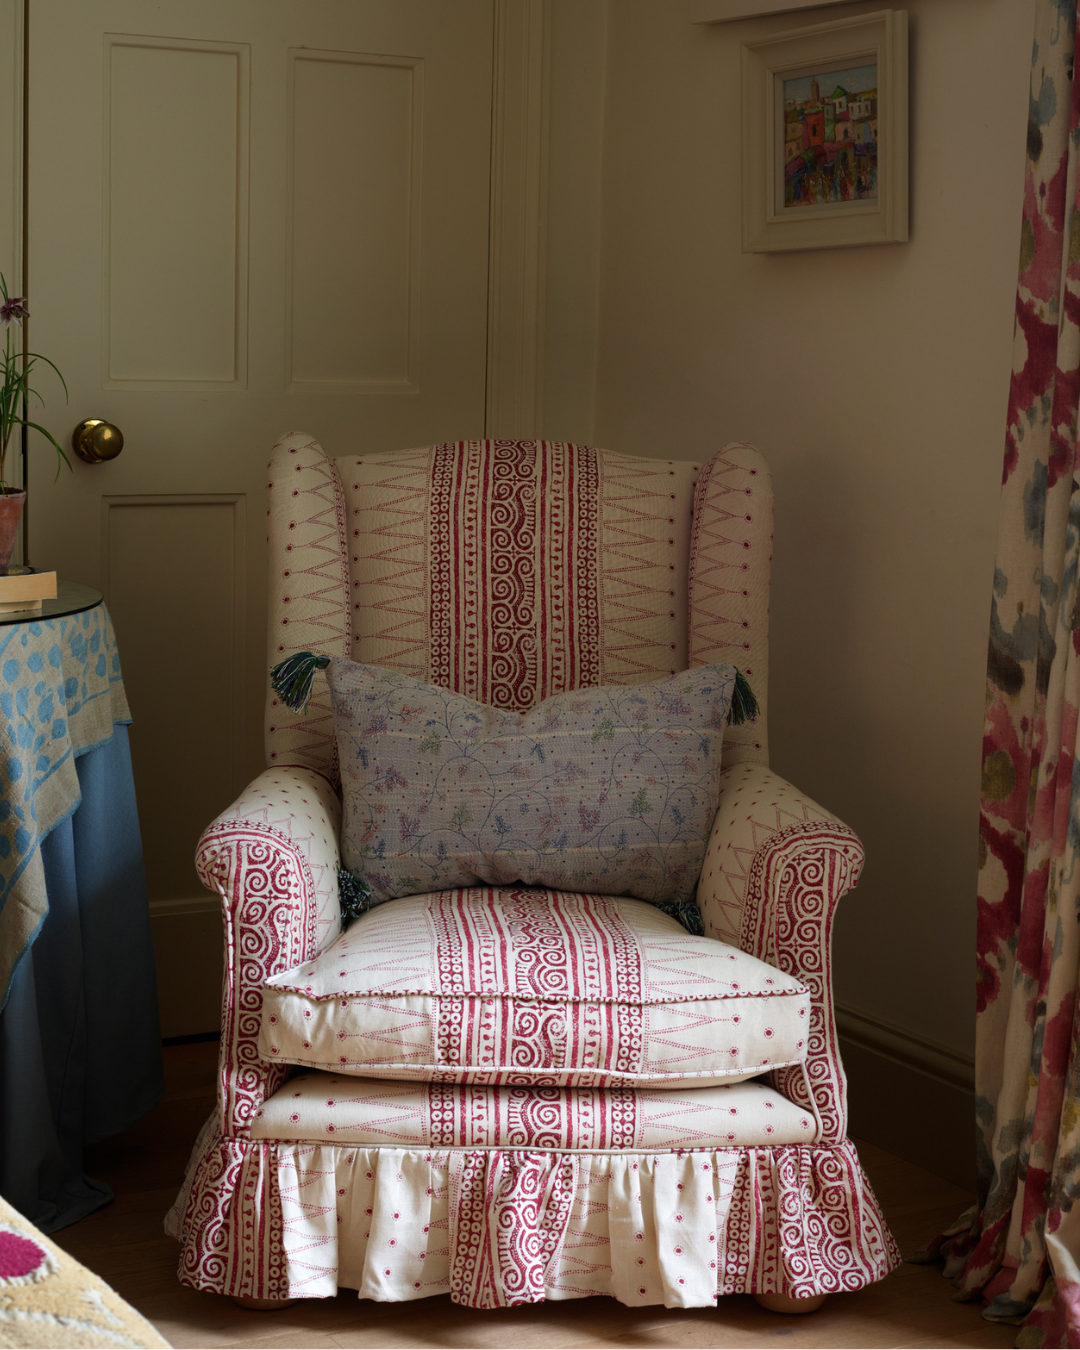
[[149, 895, 219, 920], [149, 895, 223, 1039], [835, 1002, 974, 1094], [836, 1003, 976, 1189]]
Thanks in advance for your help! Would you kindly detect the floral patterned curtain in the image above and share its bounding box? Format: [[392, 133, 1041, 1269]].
[[933, 4, 1080, 1344]]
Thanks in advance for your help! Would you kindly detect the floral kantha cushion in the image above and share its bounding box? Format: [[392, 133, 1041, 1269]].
[[327, 659, 737, 905], [259, 887, 811, 1089]]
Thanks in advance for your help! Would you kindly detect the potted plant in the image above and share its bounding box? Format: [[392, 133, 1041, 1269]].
[[0, 275, 70, 574]]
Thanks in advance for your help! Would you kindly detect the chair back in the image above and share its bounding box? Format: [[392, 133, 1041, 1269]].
[[265, 437, 771, 780]]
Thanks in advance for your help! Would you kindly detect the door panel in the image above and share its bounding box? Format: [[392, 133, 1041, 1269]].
[[288, 51, 421, 390], [28, 1, 495, 1034], [105, 37, 249, 388]]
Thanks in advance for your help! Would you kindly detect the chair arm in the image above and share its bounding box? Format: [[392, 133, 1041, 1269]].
[[696, 762, 864, 1142], [196, 766, 342, 1137]]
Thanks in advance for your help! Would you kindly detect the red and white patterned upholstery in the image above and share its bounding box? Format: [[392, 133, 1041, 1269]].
[[688, 443, 772, 767], [698, 761, 861, 1143], [259, 889, 811, 1088], [264, 433, 352, 781], [250, 1073, 817, 1149], [169, 436, 899, 1309], [266, 439, 771, 775], [169, 1120, 892, 1309]]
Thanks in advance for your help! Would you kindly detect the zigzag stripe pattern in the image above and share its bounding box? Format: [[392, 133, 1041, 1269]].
[[338, 440, 701, 708], [688, 442, 772, 767], [698, 762, 837, 947], [249, 1071, 814, 1151], [264, 436, 771, 771], [597, 452, 700, 684], [259, 887, 810, 1088], [265, 433, 352, 779], [169, 438, 900, 1311], [340, 448, 435, 677]]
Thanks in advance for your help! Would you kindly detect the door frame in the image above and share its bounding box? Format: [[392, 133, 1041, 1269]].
[[0, 0, 25, 563]]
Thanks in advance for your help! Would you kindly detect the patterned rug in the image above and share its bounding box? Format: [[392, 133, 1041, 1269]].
[[0, 1195, 169, 1348]]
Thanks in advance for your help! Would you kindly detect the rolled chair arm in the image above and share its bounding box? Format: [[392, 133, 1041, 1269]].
[[196, 766, 342, 1136], [697, 762, 864, 1143]]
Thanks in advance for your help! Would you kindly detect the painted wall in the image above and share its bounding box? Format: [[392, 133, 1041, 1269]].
[[578, 0, 1034, 1070]]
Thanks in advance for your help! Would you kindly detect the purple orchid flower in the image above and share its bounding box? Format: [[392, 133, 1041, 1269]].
[[0, 297, 28, 327]]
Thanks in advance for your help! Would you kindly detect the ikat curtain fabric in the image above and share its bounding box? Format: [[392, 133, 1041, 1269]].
[[936, 5, 1080, 1344]]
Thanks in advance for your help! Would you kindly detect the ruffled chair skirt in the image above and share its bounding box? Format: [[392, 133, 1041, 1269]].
[[166, 1115, 900, 1310]]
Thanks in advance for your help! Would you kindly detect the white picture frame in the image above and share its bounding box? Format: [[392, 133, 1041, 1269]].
[[741, 10, 908, 253]]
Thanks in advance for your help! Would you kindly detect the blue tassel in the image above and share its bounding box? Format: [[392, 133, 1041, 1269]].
[[726, 670, 759, 726], [656, 897, 705, 936], [338, 867, 374, 923], [270, 651, 330, 712]]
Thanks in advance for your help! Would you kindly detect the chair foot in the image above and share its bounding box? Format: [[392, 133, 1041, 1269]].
[[232, 1296, 298, 1311], [753, 1291, 827, 1315]]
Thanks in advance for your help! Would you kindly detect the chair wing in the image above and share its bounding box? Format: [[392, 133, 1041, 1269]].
[[265, 435, 771, 778]]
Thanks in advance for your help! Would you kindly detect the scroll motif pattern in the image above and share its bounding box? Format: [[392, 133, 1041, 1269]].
[[738, 821, 864, 1144], [197, 822, 323, 1135], [450, 1151, 577, 1307], [172, 1131, 288, 1301], [169, 1133, 898, 1305], [427, 440, 602, 710], [425, 1084, 640, 1152]]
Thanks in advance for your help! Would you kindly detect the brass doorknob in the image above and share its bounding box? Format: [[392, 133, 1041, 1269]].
[[71, 419, 123, 464]]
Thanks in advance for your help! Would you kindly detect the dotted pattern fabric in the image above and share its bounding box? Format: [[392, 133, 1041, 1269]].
[[259, 887, 811, 1089], [0, 604, 129, 1009]]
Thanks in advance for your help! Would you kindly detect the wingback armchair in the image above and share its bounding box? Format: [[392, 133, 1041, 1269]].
[[166, 435, 899, 1311]]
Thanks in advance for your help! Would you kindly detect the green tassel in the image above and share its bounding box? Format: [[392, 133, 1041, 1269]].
[[656, 897, 705, 936], [726, 669, 759, 726], [270, 651, 330, 712], [338, 867, 374, 923]]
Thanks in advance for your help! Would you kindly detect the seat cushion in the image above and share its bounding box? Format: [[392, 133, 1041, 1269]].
[[249, 1070, 817, 1150], [327, 659, 736, 906], [260, 887, 810, 1088]]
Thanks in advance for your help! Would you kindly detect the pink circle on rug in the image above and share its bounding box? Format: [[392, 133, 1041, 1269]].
[[0, 1229, 48, 1281]]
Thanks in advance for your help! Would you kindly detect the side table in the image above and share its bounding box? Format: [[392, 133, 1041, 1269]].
[[0, 584, 164, 1231]]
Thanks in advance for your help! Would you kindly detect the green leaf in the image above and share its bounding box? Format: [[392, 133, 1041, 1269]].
[[19, 420, 73, 481], [591, 717, 615, 743]]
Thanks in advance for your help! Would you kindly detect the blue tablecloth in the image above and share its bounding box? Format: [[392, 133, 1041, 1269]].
[[0, 605, 132, 1009], [0, 604, 163, 1232]]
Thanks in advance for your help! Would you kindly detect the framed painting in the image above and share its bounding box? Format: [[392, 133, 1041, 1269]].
[[741, 10, 908, 253]]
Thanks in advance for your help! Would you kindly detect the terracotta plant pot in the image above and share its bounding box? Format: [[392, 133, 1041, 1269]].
[[0, 490, 26, 575]]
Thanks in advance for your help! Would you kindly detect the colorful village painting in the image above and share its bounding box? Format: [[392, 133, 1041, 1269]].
[[782, 63, 878, 209]]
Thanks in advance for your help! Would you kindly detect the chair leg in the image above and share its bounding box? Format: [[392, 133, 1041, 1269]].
[[232, 1296, 298, 1311], [753, 1292, 827, 1315]]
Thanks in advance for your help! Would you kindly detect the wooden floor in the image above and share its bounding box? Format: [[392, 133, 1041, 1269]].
[[52, 1042, 1014, 1350]]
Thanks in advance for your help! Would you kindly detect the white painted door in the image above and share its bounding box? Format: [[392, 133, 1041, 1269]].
[[27, 1, 495, 1033]]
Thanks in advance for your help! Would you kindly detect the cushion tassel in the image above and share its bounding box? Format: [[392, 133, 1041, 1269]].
[[338, 867, 374, 923], [270, 650, 331, 712], [656, 897, 705, 936], [726, 670, 759, 726]]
